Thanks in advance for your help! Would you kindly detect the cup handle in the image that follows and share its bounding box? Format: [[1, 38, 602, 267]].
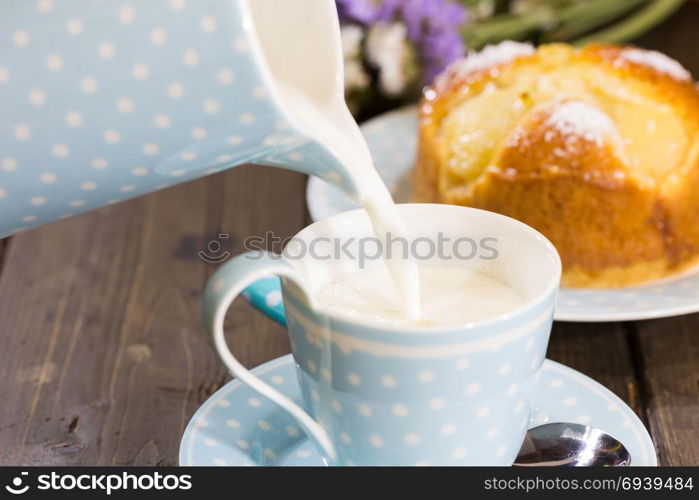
[[201, 251, 336, 462]]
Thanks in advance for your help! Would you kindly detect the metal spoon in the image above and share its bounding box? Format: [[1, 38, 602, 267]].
[[514, 422, 631, 466]]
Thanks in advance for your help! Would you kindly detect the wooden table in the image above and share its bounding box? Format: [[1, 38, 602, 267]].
[[1, 6, 699, 467]]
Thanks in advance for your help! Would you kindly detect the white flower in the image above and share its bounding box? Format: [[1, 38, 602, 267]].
[[365, 22, 413, 97], [341, 25, 369, 93], [345, 59, 369, 92], [341, 24, 364, 58]]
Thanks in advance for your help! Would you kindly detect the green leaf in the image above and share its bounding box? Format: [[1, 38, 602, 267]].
[[541, 0, 648, 42], [573, 0, 685, 45]]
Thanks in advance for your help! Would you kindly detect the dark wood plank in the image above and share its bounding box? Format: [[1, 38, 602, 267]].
[[0, 237, 8, 273], [547, 322, 646, 420], [630, 316, 699, 466], [0, 165, 306, 465]]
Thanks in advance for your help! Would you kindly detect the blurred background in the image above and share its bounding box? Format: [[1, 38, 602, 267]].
[[336, 0, 688, 118]]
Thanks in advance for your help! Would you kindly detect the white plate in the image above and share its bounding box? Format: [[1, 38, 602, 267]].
[[306, 106, 699, 322], [179, 354, 656, 466]]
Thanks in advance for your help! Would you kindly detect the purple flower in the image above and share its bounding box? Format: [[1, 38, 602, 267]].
[[337, 0, 468, 84], [375, 0, 404, 22], [400, 0, 468, 82], [336, 0, 381, 24]]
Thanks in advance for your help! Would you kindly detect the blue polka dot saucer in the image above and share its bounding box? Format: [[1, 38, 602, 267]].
[[303, 106, 699, 323], [179, 354, 656, 466]]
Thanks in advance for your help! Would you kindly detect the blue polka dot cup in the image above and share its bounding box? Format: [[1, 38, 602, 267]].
[[202, 204, 562, 465], [0, 0, 360, 237]]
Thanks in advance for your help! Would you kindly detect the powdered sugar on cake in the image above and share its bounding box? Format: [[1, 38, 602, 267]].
[[545, 100, 617, 148], [434, 41, 535, 91], [620, 48, 691, 81]]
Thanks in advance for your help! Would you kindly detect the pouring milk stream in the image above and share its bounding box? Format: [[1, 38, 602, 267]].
[[249, 1, 422, 321], [274, 83, 422, 321]]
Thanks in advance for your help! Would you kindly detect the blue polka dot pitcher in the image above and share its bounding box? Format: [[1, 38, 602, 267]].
[[0, 0, 361, 237]]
